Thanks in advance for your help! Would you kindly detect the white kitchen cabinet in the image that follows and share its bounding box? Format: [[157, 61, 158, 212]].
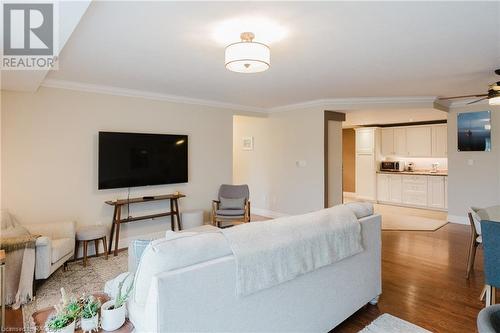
[[356, 153, 377, 201], [377, 174, 402, 203], [355, 128, 375, 154], [394, 128, 407, 156], [377, 174, 390, 202], [381, 128, 395, 155], [402, 175, 428, 207], [444, 177, 448, 209], [388, 175, 403, 203], [355, 128, 377, 201], [432, 125, 448, 157], [379, 173, 447, 210], [427, 176, 446, 209], [406, 127, 432, 157]]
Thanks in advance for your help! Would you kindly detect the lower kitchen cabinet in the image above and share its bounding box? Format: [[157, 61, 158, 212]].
[[428, 176, 446, 209], [377, 173, 447, 210], [377, 174, 402, 204], [402, 175, 428, 207]]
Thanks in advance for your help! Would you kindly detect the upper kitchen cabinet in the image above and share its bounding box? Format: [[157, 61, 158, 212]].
[[356, 128, 376, 154], [432, 125, 448, 157], [381, 128, 395, 155], [394, 128, 407, 155], [379, 124, 446, 157], [406, 126, 432, 157]]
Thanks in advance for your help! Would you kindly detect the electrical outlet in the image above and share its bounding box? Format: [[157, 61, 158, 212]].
[[467, 159, 474, 166]]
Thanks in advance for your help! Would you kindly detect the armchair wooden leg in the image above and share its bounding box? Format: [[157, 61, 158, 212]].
[[102, 237, 108, 260], [94, 239, 99, 258], [466, 234, 477, 279], [74, 240, 79, 261], [83, 241, 88, 267], [481, 285, 488, 301]]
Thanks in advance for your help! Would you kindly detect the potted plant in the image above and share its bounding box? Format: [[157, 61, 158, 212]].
[[101, 274, 134, 331], [46, 288, 80, 333], [79, 295, 101, 333]]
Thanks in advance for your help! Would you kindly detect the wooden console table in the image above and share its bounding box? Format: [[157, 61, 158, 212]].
[[106, 194, 185, 256]]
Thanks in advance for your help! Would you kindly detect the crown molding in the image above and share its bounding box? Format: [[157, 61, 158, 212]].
[[39, 79, 444, 114], [268, 96, 438, 113], [41, 79, 268, 113]]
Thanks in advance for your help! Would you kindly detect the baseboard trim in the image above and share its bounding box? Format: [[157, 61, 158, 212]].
[[343, 192, 357, 198], [252, 208, 289, 219], [447, 214, 469, 225]]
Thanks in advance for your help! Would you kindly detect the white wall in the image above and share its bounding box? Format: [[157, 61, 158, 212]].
[[233, 115, 272, 212], [2, 87, 235, 247], [447, 104, 500, 223], [234, 107, 328, 216]]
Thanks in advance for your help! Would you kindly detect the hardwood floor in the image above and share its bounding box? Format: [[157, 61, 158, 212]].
[[332, 223, 484, 333], [5, 221, 484, 333]]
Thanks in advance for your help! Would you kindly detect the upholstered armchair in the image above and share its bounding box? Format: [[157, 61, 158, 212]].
[[23, 221, 76, 280], [211, 184, 250, 228]]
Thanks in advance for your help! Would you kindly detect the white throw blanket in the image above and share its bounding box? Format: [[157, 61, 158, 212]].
[[221, 205, 363, 296]]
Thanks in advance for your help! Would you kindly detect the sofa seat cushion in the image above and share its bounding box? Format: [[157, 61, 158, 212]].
[[51, 238, 74, 264], [134, 230, 231, 305], [216, 209, 245, 217]]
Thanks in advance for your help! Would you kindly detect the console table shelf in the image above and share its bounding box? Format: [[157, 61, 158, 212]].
[[106, 194, 185, 256]]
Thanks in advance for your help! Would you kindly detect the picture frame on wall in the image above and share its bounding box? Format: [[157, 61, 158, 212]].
[[242, 136, 254, 150], [457, 110, 491, 152]]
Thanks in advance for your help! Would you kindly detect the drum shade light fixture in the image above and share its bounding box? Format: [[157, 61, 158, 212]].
[[225, 32, 270, 73]]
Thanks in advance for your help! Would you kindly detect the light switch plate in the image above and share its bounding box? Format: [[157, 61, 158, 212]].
[[296, 160, 307, 168]]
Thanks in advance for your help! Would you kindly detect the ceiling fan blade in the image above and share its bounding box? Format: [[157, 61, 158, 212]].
[[439, 94, 488, 100], [467, 97, 489, 105]]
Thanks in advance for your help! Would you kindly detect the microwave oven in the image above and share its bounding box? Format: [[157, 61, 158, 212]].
[[380, 161, 404, 172]]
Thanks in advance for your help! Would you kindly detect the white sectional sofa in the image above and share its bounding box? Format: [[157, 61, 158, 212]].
[[127, 204, 381, 332]]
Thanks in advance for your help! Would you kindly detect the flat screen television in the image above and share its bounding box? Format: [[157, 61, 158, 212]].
[[98, 131, 188, 190]]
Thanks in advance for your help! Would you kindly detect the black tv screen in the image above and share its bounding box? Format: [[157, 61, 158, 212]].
[[98, 132, 188, 189]]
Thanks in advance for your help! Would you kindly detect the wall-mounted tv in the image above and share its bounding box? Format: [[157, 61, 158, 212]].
[[98, 132, 188, 190]]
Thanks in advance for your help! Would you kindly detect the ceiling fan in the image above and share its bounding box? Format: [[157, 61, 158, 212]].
[[438, 69, 500, 106]]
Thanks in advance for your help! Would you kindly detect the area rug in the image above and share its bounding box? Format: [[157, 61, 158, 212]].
[[22, 251, 128, 331], [381, 213, 448, 231], [359, 313, 432, 333]]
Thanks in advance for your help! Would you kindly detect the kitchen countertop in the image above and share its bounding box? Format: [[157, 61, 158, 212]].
[[377, 170, 448, 176]]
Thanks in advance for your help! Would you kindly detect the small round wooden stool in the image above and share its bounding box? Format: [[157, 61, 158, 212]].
[[75, 225, 108, 267]]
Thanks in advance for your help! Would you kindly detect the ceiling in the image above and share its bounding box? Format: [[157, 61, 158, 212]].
[[4, 1, 500, 110]]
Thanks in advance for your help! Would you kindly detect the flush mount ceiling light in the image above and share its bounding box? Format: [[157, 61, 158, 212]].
[[225, 32, 270, 73]]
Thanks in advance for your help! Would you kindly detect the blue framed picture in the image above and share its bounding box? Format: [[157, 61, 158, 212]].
[[457, 111, 491, 151]]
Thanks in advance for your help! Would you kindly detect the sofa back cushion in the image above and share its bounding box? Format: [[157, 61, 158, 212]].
[[343, 202, 374, 219], [134, 230, 231, 305]]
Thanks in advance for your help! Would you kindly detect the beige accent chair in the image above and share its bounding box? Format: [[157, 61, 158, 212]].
[[23, 221, 76, 280]]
